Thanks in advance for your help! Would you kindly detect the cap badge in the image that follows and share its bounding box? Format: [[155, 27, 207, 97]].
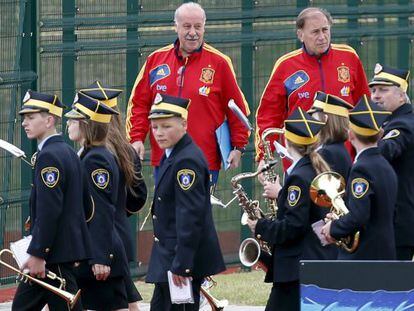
[[154, 93, 163, 105], [374, 63, 383, 75]]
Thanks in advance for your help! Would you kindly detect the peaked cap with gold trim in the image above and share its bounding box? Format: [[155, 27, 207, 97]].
[[148, 93, 190, 120], [368, 63, 410, 92], [349, 95, 391, 136], [65, 92, 119, 123], [79, 81, 122, 108], [19, 90, 65, 117], [308, 91, 353, 117], [284, 107, 326, 145]]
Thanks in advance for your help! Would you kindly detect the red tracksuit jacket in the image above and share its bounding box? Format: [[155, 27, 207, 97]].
[[255, 44, 370, 160], [126, 40, 250, 170]]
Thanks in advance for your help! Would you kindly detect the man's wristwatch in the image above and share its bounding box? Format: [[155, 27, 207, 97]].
[[233, 146, 246, 155]]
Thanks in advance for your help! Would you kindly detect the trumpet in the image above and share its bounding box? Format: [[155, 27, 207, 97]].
[[310, 171, 360, 253], [200, 277, 228, 311], [0, 249, 81, 309]]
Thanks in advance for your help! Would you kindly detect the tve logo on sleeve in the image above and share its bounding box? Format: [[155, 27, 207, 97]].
[[284, 70, 310, 97], [150, 64, 171, 86]]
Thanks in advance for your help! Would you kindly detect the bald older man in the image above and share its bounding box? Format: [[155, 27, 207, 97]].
[[126, 2, 250, 190]]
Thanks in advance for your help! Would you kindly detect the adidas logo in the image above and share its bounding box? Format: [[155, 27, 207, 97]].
[[294, 76, 304, 84]]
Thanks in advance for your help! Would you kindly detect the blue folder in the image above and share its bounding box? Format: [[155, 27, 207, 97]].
[[215, 120, 231, 170]]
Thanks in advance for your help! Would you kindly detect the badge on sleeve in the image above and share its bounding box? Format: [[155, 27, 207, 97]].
[[177, 169, 196, 191], [92, 169, 110, 189], [382, 129, 400, 140], [287, 186, 301, 207], [351, 178, 369, 198], [41, 167, 60, 188]]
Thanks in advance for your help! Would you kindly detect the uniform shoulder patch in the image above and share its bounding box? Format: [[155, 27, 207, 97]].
[[177, 169, 196, 191], [351, 178, 369, 198], [41, 167, 60, 188], [287, 185, 301, 207], [92, 169, 110, 189], [283, 70, 309, 97], [382, 129, 400, 140]]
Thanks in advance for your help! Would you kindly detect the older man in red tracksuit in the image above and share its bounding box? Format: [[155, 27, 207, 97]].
[[255, 7, 369, 164], [126, 2, 250, 188]]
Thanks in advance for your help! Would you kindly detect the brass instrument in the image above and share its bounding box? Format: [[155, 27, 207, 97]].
[[310, 171, 360, 253], [231, 160, 277, 269], [0, 249, 81, 309], [261, 128, 284, 218], [200, 277, 228, 311]]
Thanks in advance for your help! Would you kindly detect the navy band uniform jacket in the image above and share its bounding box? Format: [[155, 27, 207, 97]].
[[330, 147, 397, 260], [379, 103, 414, 247], [255, 156, 336, 283], [146, 134, 225, 283], [28, 135, 92, 263]]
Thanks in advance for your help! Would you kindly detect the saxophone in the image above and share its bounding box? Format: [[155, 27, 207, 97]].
[[231, 160, 277, 269], [261, 128, 284, 218]]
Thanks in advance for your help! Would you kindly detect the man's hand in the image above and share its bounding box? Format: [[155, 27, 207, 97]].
[[23, 256, 46, 278], [321, 221, 336, 245], [227, 150, 242, 169], [131, 141, 145, 161], [171, 272, 192, 288], [92, 264, 111, 281], [263, 177, 281, 200]]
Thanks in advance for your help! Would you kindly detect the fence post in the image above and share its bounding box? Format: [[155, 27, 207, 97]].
[[126, 0, 140, 278]]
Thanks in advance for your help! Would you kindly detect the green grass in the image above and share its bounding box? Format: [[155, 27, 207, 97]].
[[135, 269, 271, 306]]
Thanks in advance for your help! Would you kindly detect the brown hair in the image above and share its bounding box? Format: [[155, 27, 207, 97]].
[[354, 129, 384, 144], [289, 141, 331, 175], [316, 112, 349, 144], [296, 7, 333, 30], [79, 120, 109, 148], [106, 111, 142, 189]]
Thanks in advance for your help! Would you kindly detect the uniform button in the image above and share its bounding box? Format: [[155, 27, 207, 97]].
[[185, 269, 190, 274], [73, 262, 80, 268], [256, 234, 261, 240], [154, 237, 159, 242], [157, 197, 162, 201], [152, 215, 157, 220], [109, 254, 114, 259], [45, 248, 50, 253]]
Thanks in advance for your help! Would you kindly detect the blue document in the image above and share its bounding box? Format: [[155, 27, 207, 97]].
[[215, 120, 231, 170]]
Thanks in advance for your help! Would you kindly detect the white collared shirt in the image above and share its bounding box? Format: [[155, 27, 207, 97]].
[[37, 133, 60, 151], [165, 148, 173, 158], [354, 146, 376, 163], [286, 155, 303, 176]]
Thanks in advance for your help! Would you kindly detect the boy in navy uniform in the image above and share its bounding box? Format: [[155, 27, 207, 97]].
[[322, 95, 397, 260], [13, 90, 92, 311], [146, 93, 225, 310], [369, 64, 414, 260]]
